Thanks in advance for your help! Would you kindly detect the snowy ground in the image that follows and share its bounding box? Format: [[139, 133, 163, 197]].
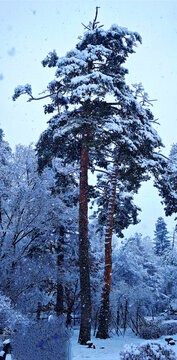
[[1, 329, 177, 359], [71, 330, 177, 360]]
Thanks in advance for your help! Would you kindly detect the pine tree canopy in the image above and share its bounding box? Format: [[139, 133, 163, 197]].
[[13, 21, 167, 209]]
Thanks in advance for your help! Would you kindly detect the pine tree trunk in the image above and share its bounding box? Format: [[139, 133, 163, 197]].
[[55, 225, 65, 316], [78, 132, 91, 345], [96, 167, 118, 339]]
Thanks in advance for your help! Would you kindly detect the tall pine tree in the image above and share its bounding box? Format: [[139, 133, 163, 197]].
[[13, 8, 167, 342], [154, 217, 170, 256]]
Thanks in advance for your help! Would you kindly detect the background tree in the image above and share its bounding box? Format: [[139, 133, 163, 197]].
[[0, 143, 79, 321], [94, 174, 140, 338], [154, 143, 177, 216], [111, 234, 166, 334], [0, 145, 55, 314], [0, 129, 12, 227], [154, 217, 170, 256]]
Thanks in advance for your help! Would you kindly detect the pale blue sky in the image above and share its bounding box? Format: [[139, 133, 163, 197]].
[[0, 0, 176, 238]]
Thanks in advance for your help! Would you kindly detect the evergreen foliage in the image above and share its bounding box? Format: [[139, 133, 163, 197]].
[[13, 23, 165, 185], [154, 144, 177, 216], [154, 217, 170, 256]]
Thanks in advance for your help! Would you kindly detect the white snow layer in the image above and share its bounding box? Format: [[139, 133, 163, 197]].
[[71, 329, 177, 360]]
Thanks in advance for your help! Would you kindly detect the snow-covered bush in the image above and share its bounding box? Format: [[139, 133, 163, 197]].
[[161, 321, 177, 335], [170, 299, 177, 314], [139, 321, 161, 339], [140, 319, 177, 339], [0, 292, 29, 334], [120, 342, 176, 360], [11, 315, 71, 360]]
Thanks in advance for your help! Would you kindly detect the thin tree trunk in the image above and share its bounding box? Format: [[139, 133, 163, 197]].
[[123, 299, 128, 334], [172, 225, 177, 251], [0, 197, 3, 259], [74, 311, 76, 326], [93, 310, 98, 337], [65, 280, 78, 327], [116, 302, 120, 335], [66, 311, 72, 327], [96, 166, 118, 339], [55, 225, 65, 316], [136, 306, 139, 335], [78, 132, 91, 345], [0, 197, 2, 225], [36, 301, 42, 320]]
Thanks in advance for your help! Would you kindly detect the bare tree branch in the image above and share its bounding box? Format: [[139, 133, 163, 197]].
[[12, 232, 42, 267], [153, 152, 169, 161], [94, 168, 110, 175], [92, 6, 100, 30], [28, 93, 55, 101], [81, 23, 91, 31]]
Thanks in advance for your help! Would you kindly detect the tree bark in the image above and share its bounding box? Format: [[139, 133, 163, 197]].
[[96, 166, 118, 339], [36, 301, 42, 320], [78, 132, 91, 345], [65, 280, 78, 327], [123, 298, 128, 334], [116, 302, 120, 335], [55, 225, 65, 316], [0, 197, 2, 225]]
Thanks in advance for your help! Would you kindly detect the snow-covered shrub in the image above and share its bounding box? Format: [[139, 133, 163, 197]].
[[11, 315, 71, 360], [0, 292, 29, 334], [120, 342, 176, 360], [140, 319, 177, 339], [170, 299, 177, 314], [139, 321, 161, 339], [161, 321, 177, 335]]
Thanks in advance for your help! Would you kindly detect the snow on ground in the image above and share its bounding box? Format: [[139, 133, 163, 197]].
[[1, 329, 177, 359], [6, 355, 11, 360], [71, 329, 177, 360]]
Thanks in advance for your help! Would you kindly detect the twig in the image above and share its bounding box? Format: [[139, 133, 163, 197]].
[[153, 152, 169, 161], [81, 23, 91, 31], [94, 168, 110, 175], [92, 7, 100, 30], [28, 93, 55, 101]]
